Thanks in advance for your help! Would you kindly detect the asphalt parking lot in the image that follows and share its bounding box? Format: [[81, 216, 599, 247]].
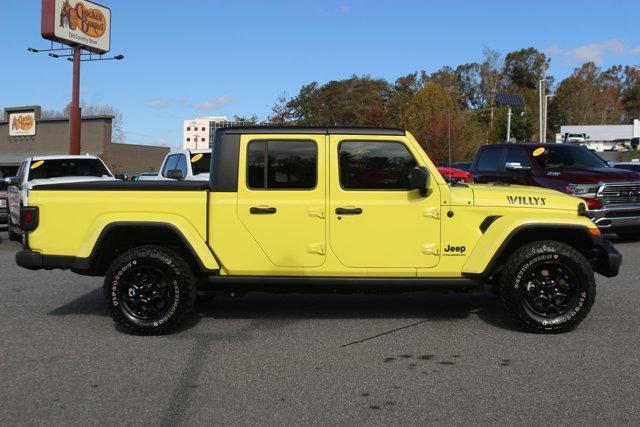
[[1, 230, 639, 425]]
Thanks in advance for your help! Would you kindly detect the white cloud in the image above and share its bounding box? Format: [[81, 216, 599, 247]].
[[147, 98, 169, 108], [196, 95, 234, 111], [569, 40, 626, 64], [548, 39, 640, 65]]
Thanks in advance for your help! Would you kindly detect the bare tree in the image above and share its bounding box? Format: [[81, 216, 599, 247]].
[[39, 102, 125, 143]]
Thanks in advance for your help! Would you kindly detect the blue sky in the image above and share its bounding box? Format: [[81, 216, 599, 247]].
[[2, 0, 640, 147]]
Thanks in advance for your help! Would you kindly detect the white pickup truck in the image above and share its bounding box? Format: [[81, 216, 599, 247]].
[[137, 149, 211, 181], [6, 155, 118, 240]]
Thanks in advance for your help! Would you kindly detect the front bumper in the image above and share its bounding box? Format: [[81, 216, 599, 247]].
[[587, 204, 640, 232], [590, 239, 622, 278]]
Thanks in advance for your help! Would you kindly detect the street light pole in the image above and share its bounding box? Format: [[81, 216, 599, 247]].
[[543, 94, 553, 143], [538, 78, 546, 142], [69, 46, 82, 155], [506, 106, 512, 143]]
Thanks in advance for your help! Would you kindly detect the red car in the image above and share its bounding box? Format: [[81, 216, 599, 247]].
[[437, 165, 472, 183]]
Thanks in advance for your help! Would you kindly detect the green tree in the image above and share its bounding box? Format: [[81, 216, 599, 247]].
[[276, 75, 391, 126], [550, 62, 624, 128], [502, 47, 549, 90]]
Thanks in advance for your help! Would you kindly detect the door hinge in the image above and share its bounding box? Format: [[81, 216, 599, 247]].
[[423, 208, 440, 220], [307, 244, 325, 255], [308, 208, 325, 219], [421, 244, 439, 255]]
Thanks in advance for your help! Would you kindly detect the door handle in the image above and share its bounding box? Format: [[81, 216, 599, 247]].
[[250, 207, 277, 214], [335, 207, 362, 215]]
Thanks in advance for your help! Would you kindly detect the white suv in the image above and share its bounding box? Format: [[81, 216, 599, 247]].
[[6, 155, 117, 240], [139, 149, 211, 181]]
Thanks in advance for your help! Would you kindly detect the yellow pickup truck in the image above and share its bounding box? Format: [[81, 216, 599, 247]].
[[16, 127, 621, 334]]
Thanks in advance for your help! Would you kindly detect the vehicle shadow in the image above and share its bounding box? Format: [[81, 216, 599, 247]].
[[49, 287, 521, 333]]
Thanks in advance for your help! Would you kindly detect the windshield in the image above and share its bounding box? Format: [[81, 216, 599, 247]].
[[28, 159, 111, 180], [190, 153, 211, 175], [534, 146, 607, 169]]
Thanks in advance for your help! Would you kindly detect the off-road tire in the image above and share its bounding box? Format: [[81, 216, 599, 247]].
[[617, 232, 640, 241], [104, 245, 197, 335], [500, 240, 595, 333]]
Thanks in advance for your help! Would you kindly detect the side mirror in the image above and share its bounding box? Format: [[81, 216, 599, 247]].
[[7, 176, 19, 186], [407, 166, 430, 196], [505, 162, 532, 172], [114, 172, 129, 181], [167, 169, 184, 180]]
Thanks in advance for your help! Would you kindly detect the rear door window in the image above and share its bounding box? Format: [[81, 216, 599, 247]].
[[504, 148, 531, 169], [475, 148, 504, 172], [190, 153, 211, 175]]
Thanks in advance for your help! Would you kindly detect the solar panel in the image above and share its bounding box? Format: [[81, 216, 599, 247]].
[[496, 92, 525, 106]]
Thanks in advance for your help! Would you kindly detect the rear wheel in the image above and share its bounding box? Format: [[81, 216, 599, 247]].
[[500, 240, 595, 333], [104, 245, 196, 335]]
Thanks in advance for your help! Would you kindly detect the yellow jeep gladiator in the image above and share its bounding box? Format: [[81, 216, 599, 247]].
[[16, 127, 621, 334]]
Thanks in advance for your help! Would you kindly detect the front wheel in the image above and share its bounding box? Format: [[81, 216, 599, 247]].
[[500, 240, 595, 333], [104, 245, 197, 335]]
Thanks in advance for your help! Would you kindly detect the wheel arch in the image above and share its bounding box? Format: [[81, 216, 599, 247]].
[[78, 222, 219, 276], [464, 224, 594, 279]]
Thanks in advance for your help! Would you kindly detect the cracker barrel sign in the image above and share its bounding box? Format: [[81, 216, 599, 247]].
[[41, 0, 111, 54], [9, 112, 37, 137]]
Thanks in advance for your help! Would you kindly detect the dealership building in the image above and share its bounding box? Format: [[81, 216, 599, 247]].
[[0, 106, 169, 178]]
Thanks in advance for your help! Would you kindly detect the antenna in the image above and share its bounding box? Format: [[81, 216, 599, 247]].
[[447, 111, 452, 180], [447, 109, 454, 218]]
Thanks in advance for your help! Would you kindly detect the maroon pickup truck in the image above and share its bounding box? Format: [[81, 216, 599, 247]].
[[470, 143, 640, 240]]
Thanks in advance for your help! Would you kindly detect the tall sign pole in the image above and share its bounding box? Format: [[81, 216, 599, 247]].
[[34, 0, 121, 155], [69, 46, 82, 154]]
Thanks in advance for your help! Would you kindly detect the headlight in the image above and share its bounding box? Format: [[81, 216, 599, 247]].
[[565, 183, 600, 197]]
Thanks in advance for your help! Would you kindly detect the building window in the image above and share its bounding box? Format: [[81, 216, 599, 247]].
[[201, 127, 205, 131], [201, 138, 205, 142], [186, 138, 190, 142], [187, 127, 191, 131]]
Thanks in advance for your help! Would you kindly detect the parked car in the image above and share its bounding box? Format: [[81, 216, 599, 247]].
[[0, 180, 8, 228], [611, 161, 640, 173], [141, 149, 211, 181], [437, 165, 472, 183], [6, 155, 118, 241], [450, 162, 472, 171], [470, 143, 640, 240], [16, 126, 620, 335]]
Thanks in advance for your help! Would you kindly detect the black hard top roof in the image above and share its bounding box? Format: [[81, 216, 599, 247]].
[[483, 143, 582, 148], [216, 126, 406, 136]]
